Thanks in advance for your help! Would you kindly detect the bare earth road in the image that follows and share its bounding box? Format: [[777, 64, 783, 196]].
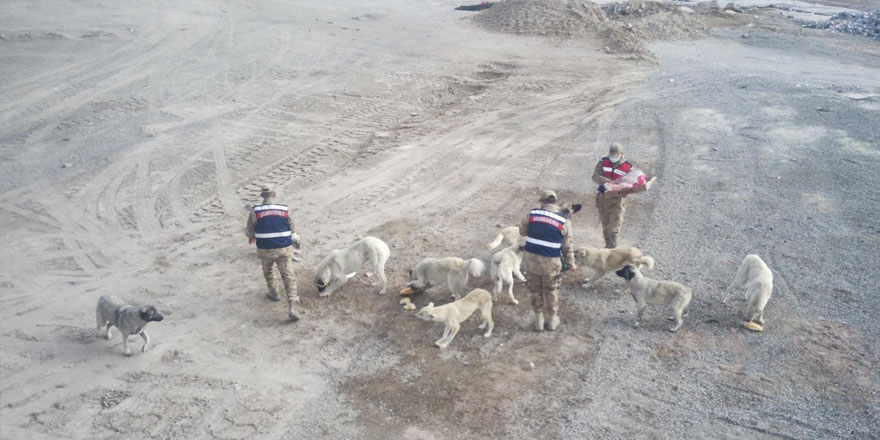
[[1, 0, 878, 439]]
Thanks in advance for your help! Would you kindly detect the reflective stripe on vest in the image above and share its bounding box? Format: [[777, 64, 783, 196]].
[[601, 157, 632, 181], [524, 209, 565, 257], [254, 204, 293, 249]]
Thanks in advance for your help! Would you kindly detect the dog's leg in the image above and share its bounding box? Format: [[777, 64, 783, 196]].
[[435, 326, 451, 348], [96, 311, 105, 338], [375, 258, 388, 295], [669, 308, 684, 332], [440, 324, 460, 349], [582, 271, 605, 289], [122, 332, 132, 356], [482, 306, 494, 337], [448, 275, 463, 300], [105, 323, 113, 340], [492, 278, 502, 301], [507, 280, 519, 305], [514, 267, 527, 283], [140, 331, 151, 353], [634, 304, 647, 328]]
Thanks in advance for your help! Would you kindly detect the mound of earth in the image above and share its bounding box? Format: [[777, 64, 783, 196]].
[[473, 0, 607, 37], [804, 9, 880, 40]]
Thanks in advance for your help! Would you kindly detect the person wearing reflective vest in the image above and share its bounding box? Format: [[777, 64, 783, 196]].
[[592, 142, 634, 248], [518, 190, 576, 332], [246, 185, 302, 322]]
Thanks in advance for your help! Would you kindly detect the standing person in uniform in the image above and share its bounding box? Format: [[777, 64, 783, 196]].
[[593, 142, 636, 248], [246, 185, 301, 322], [519, 190, 577, 331]]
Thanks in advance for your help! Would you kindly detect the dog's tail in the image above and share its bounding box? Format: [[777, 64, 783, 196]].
[[486, 231, 505, 250], [635, 255, 654, 270], [467, 258, 486, 277]]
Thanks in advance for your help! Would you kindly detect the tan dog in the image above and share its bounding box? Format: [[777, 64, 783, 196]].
[[615, 265, 691, 332], [728, 254, 773, 326], [577, 246, 654, 288], [489, 245, 526, 305], [415, 288, 494, 349], [402, 257, 485, 299]]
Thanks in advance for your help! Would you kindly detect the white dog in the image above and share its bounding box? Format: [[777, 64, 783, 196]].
[[415, 288, 494, 349], [401, 257, 485, 299], [728, 254, 773, 325], [489, 245, 526, 304], [314, 236, 390, 296]]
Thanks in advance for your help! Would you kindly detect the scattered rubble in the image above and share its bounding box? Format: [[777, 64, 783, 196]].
[[804, 9, 880, 40]]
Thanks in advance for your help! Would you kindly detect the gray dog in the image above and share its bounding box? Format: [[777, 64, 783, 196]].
[[96, 295, 164, 356]]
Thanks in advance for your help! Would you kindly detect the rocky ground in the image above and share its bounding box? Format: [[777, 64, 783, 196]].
[[1, 0, 878, 439]]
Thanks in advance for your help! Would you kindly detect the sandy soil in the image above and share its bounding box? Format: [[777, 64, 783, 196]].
[[1, 0, 878, 439]]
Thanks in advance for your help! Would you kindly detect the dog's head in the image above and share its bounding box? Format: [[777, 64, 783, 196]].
[[415, 303, 436, 321], [406, 279, 427, 293], [575, 247, 591, 260], [559, 203, 582, 218], [139, 306, 164, 322], [314, 266, 332, 293], [615, 264, 637, 281]]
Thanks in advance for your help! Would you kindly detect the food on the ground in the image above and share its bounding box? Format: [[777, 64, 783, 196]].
[[399, 287, 416, 295], [400, 297, 411, 305], [403, 303, 416, 310], [744, 321, 764, 332]]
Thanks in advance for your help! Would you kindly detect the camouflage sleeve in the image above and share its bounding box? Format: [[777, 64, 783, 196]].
[[245, 210, 257, 238], [289, 215, 295, 233], [591, 160, 611, 185], [562, 222, 575, 264]]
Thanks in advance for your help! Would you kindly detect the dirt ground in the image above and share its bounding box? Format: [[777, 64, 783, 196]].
[[1, 0, 879, 439]]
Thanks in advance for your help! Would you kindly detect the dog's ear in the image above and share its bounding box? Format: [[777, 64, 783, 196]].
[[571, 204, 582, 214], [426, 302, 434, 308]]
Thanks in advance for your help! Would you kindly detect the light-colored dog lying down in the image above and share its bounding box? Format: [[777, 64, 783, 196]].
[[615, 264, 691, 332], [576, 246, 654, 288], [314, 236, 390, 296], [416, 288, 494, 349], [489, 245, 526, 305], [400, 257, 485, 299], [728, 254, 773, 330]]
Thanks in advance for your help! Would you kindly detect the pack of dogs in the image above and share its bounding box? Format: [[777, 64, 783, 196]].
[[95, 210, 774, 354]]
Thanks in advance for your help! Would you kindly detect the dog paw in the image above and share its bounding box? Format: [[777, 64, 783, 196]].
[[318, 292, 331, 297], [478, 323, 486, 329], [124, 351, 133, 357], [142, 346, 149, 353], [633, 323, 640, 328], [483, 331, 492, 338], [581, 283, 591, 289], [378, 290, 386, 295], [669, 326, 681, 332], [511, 299, 519, 305]]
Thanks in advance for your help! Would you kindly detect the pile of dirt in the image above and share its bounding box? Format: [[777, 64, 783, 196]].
[[601, 1, 706, 51], [804, 9, 880, 40], [473, 0, 608, 37]]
